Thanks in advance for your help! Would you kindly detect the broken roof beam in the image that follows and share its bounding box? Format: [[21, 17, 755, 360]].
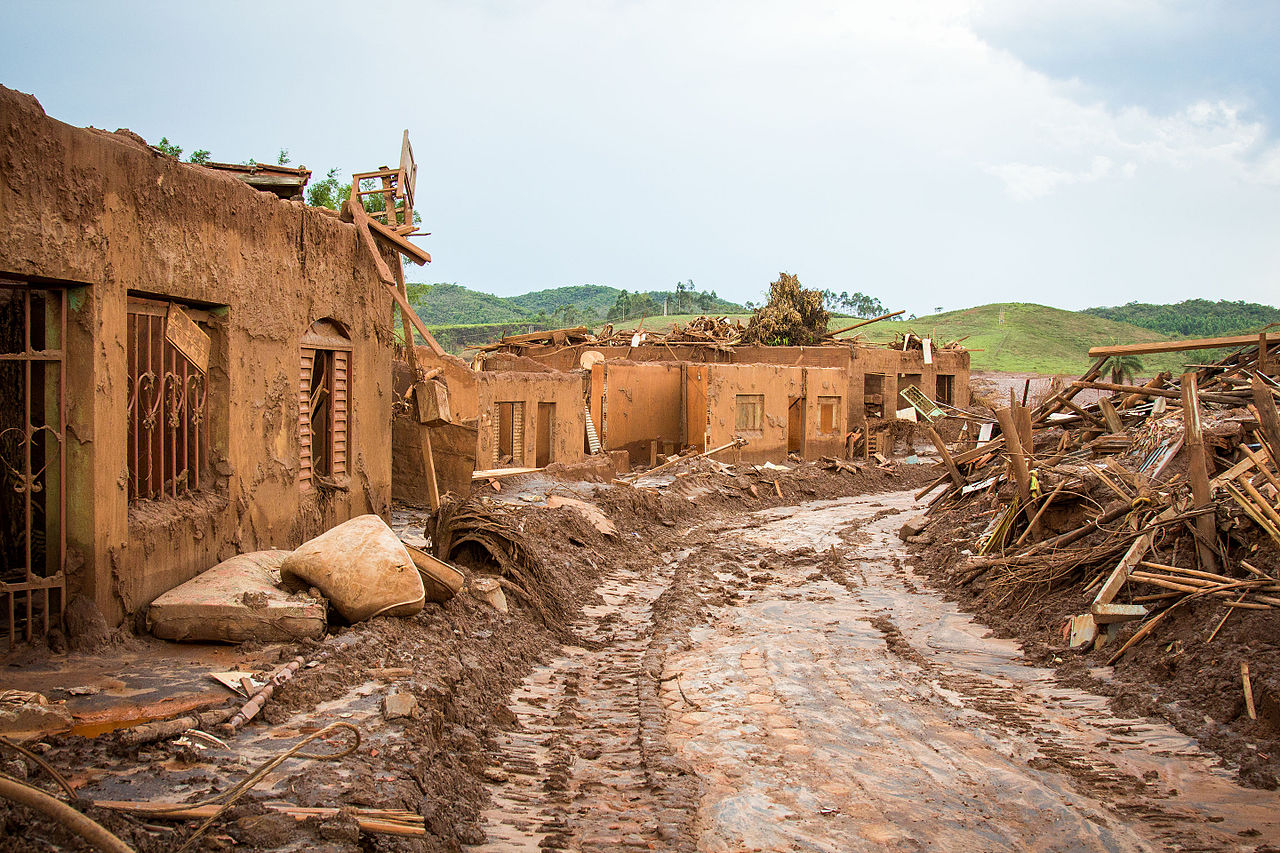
[[1088, 333, 1279, 358]]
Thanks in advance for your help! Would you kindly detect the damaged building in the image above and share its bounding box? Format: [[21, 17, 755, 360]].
[[0, 86, 405, 639], [392, 326, 971, 487]]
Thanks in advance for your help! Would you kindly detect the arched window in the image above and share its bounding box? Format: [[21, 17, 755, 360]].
[[299, 319, 351, 489]]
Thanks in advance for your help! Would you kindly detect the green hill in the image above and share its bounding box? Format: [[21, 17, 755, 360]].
[[509, 284, 621, 319], [847, 303, 1208, 376], [405, 283, 529, 325], [1083, 299, 1280, 338]]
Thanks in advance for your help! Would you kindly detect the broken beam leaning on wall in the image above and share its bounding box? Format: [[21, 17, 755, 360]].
[[343, 198, 445, 358]]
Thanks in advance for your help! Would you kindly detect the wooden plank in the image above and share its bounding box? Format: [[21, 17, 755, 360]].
[[1091, 602, 1149, 624], [1073, 379, 1240, 406], [1182, 373, 1218, 572], [421, 427, 440, 510], [1097, 397, 1124, 434], [1089, 333, 1279, 358], [925, 425, 966, 489], [365, 213, 431, 265], [164, 303, 210, 373], [995, 407, 1040, 539], [472, 466, 543, 480], [1093, 529, 1155, 607]]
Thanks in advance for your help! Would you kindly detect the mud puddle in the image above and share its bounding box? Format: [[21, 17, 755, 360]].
[[665, 491, 1279, 851]]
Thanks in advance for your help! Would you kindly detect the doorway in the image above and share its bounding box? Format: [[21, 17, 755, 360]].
[[787, 396, 805, 454], [536, 402, 555, 468]]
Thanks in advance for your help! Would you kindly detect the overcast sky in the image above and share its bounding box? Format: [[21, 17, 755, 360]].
[[2, 1, 1277, 314]]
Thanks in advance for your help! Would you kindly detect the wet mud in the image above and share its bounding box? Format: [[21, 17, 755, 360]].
[[476, 490, 1279, 851]]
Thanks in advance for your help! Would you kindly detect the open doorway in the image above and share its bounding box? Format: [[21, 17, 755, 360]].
[[535, 402, 555, 468], [787, 396, 805, 454]]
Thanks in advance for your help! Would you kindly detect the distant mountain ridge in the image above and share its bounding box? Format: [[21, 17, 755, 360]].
[[405, 282, 744, 326]]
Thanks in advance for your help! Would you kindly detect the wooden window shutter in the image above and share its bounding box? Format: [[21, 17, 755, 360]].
[[512, 401, 525, 465], [332, 350, 349, 476], [299, 348, 315, 489]]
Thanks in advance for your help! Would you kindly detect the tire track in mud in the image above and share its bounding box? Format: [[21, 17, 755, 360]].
[[663, 491, 1279, 852], [469, 556, 696, 851]]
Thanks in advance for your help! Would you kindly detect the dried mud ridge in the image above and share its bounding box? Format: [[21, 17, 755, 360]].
[[474, 489, 1278, 852]]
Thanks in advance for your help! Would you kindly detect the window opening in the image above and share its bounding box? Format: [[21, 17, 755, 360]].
[[496, 401, 525, 466], [897, 373, 923, 410], [0, 281, 66, 647], [300, 319, 351, 489], [936, 374, 955, 406], [864, 373, 885, 419], [818, 396, 840, 434], [735, 394, 764, 432], [127, 298, 210, 501]]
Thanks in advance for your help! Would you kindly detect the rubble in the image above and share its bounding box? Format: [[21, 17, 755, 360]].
[[919, 333, 1280, 664]]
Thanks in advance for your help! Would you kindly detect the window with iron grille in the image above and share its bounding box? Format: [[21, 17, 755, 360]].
[[1, 281, 66, 647], [299, 319, 351, 489], [818, 396, 841, 434], [735, 394, 764, 432], [126, 297, 210, 502]]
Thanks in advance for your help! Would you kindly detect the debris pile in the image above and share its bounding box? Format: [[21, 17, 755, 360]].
[[921, 338, 1280, 659], [739, 272, 829, 346]]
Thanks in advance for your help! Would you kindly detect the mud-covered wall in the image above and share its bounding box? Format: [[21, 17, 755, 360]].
[[0, 87, 395, 624], [692, 364, 848, 464], [475, 372, 586, 469], [589, 362, 686, 462], [850, 346, 969, 425]]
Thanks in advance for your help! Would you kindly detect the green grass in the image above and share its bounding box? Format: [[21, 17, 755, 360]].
[[846, 303, 1208, 376]]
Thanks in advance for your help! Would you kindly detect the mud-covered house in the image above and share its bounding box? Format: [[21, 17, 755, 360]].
[[0, 86, 400, 640]]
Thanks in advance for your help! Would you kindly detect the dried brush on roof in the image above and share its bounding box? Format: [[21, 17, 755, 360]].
[[741, 272, 830, 346]]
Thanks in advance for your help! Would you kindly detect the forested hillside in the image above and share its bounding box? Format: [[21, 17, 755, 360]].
[[1083, 299, 1280, 338]]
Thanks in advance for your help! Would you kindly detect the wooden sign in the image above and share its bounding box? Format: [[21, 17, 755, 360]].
[[165, 303, 210, 373]]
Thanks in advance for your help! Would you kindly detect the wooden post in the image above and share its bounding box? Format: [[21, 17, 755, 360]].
[[1260, 334, 1271, 376], [421, 428, 440, 510], [1014, 402, 1033, 455], [925, 425, 966, 489], [1181, 373, 1218, 572], [1252, 373, 1280, 460], [996, 407, 1040, 539]]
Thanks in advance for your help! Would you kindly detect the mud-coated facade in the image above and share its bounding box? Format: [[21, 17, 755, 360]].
[[0, 87, 396, 628]]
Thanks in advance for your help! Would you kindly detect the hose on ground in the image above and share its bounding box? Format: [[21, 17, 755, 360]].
[[0, 773, 134, 853]]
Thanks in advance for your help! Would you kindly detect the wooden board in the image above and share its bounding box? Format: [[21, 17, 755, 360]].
[[1088, 333, 1278, 358], [165, 303, 210, 373]]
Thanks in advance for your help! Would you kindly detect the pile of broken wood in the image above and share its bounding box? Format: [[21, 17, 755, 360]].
[[921, 333, 1280, 661], [465, 310, 972, 357]]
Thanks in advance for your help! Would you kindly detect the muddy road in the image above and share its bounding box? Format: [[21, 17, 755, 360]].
[[473, 490, 1279, 851]]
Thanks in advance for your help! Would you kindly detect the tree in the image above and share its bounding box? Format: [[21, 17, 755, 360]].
[[155, 136, 214, 165], [306, 167, 349, 210], [277, 148, 291, 166], [155, 137, 183, 158], [1100, 354, 1144, 385]]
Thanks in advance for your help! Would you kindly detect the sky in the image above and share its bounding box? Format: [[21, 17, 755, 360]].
[[1, 1, 1277, 315]]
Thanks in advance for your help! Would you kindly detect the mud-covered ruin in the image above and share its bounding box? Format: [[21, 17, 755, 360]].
[[3, 86, 1279, 853]]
